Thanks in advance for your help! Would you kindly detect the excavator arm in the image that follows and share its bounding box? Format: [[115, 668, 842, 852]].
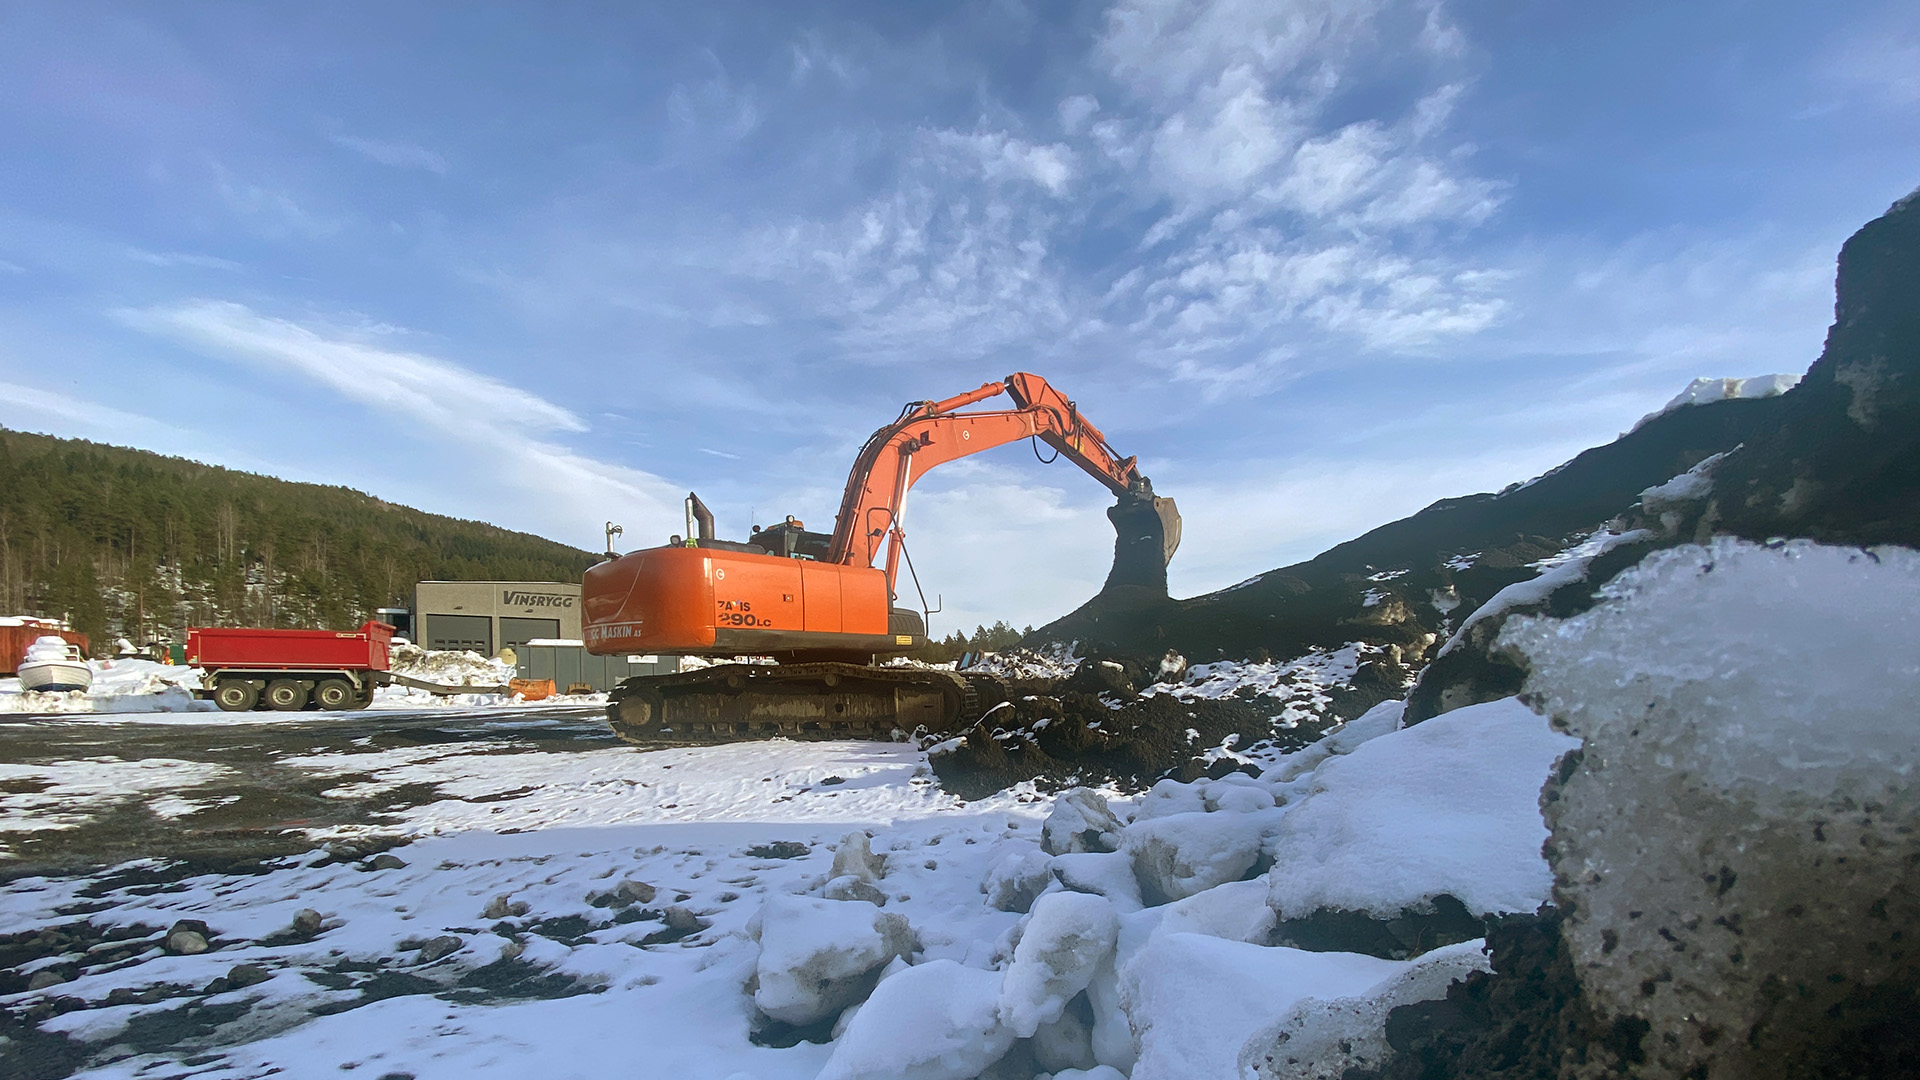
[[826, 372, 1181, 595]]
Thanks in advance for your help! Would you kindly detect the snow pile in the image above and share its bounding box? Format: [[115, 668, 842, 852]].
[[386, 644, 513, 687], [744, 693, 1572, 1077], [1634, 373, 1801, 429], [0, 658, 207, 714], [1, 683, 1581, 1078], [1502, 537, 1920, 1079], [1263, 697, 1578, 919]]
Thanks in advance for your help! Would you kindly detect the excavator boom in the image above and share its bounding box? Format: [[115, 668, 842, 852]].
[[581, 372, 1179, 744]]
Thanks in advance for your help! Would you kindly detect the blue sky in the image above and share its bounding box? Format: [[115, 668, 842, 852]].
[[2, 0, 1917, 632]]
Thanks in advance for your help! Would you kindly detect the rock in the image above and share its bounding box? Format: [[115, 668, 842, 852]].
[[822, 876, 887, 906], [661, 906, 704, 935], [226, 963, 271, 989], [26, 969, 68, 991], [830, 832, 884, 883], [1124, 810, 1267, 906], [751, 895, 914, 1027], [999, 892, 1120, 1038], [368, 853, 407, 871], [483, 895, 515, 920], [1506, 536, 1920, 1079], [415, 935, 464, 963], [165, 930, 209, 956], [291, 908, 324, 937], [1041, 788, 1125, 856], [617, 879, 657, 905], [509, 900, 531, 917], [982, 849, 1055, 913]]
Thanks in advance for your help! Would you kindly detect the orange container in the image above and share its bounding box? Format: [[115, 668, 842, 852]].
[[509, 678, 556, 701]]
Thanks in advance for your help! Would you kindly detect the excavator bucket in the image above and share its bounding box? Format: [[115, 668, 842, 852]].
[[1153, 496, 1182, 565], [1103, 493, 1182, 595]]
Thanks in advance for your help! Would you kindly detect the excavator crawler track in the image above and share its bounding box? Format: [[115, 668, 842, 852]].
[[606, 663, 1010, 746]]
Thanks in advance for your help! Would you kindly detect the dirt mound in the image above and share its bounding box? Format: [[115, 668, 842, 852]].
[[931, 644, 1412, 797]]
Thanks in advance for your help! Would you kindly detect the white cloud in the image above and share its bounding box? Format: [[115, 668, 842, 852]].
[[126, 248, 244, 271], [934, 131, 1077, 195], [1058, 94, 1101, 134], [118, 301, 681, 546], [213, 166, 341, 239], [328, 134, 449, 174]]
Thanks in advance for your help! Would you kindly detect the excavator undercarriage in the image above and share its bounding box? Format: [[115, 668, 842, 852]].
[[606, 662, 1010, 745]]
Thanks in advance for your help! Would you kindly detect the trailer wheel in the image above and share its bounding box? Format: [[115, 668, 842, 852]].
[[213, 679, 259, 712], [313, 679, 355, 710], [265, 678, 308, 711]]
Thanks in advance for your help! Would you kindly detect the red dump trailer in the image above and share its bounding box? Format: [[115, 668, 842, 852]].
[[187, 621, 505, 712], [187, 620, 394, 711]]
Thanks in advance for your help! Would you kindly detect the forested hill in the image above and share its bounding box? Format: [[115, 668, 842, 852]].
[[0, 428, 598, 648]]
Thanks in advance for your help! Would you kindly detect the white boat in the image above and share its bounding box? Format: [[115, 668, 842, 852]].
[[18, 635, 92, 693]]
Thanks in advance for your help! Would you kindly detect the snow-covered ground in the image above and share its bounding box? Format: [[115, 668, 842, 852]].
[[0, 692, 1577, 1079], [0, 650, 600, 715]]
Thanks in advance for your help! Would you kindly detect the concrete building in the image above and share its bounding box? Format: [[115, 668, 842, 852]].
[[414, 581, 582, 656]]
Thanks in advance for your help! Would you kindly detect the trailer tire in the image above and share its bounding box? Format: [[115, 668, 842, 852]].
[[265, 678, 308, 711], [313, 679, 355, 710], [213, 679, 259, 712]]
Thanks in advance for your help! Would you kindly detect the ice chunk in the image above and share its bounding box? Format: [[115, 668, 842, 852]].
[[1151, 878, 1276, 944], [1265, 697, 1578, 919], [750, 895, 913, 1026], [1133, 777, 1208, 820], [1051, 851, 1143, 912], [1502, 538, 1920, 1078], [831, 831, 885, 882], [981, 847, 1055, 913], [1239, 938, 1492, 1079], [1119, 932, 1403, 1080], [1041, 788, 1125, 855], [1261, 699, 1404, 785], [999, 891, 1119, 1038], [1125, 809, 1271, 906], [1197, 775, 1277, 813], [817, 959, 1015, 1080]]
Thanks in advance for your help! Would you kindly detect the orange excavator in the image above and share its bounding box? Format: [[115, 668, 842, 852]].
[[582, 372, 1180, 744]]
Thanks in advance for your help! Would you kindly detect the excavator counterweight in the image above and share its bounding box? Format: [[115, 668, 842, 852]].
[[582, 372, 1178, 744]]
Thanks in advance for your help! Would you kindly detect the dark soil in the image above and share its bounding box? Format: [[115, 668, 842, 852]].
[[1336, 909, 1648, 1080], [1270, 894, 1486, 961], [931, 649, 1402, 797]]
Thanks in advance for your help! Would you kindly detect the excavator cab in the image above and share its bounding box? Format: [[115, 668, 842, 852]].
[[747, 517, 833, 560]]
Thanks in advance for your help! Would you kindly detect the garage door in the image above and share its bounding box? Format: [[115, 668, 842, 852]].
[[423, 613, 492, 655], [500, 617, 561, 649]]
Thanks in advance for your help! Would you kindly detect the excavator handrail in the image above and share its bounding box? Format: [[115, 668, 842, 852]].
[[825, 373, 1156, 591]]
